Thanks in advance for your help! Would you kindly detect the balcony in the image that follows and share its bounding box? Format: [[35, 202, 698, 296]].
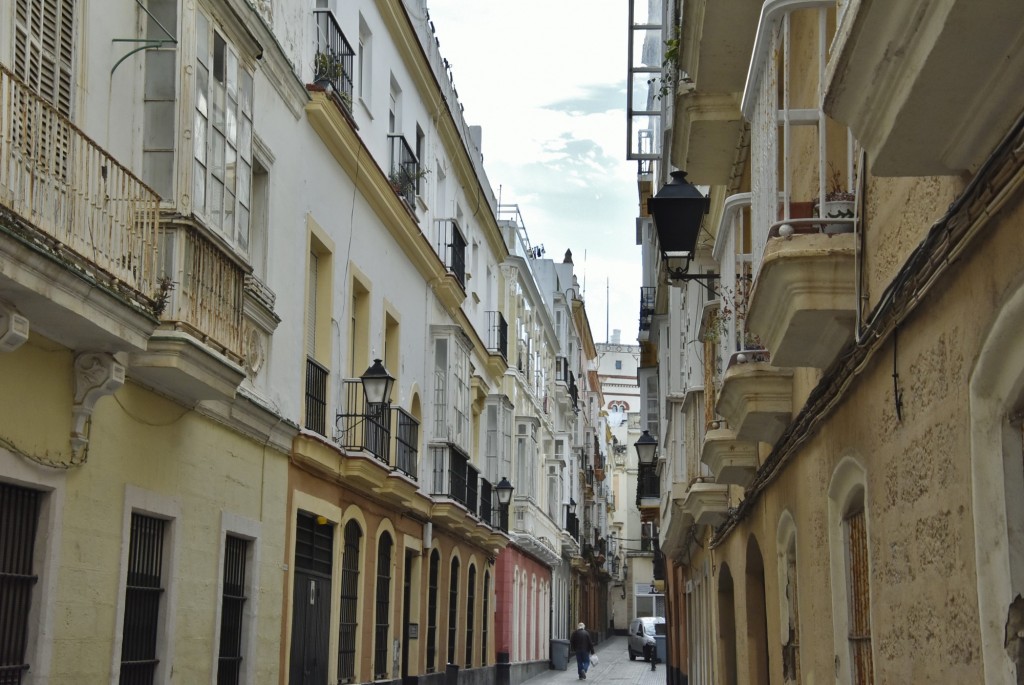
[[393, 407, 419, 480], [555, 356, 571, 385], [636, 465, 660, 508], [434, 218, 466, 288], [746, 230, 856, 369], [825, 0, 1024, 176], [388, 134, 420, 208], [305, 358, 329, 436], [700, 425, 759, 487], [639, 286, 655, 332], [312, 10, 355, 113], [485, 310, 508, 360], [0, 65, 160, 353], [337, 379, 392, 464], [130, 223, 246, 401], [680, 482, 731, 528], [716, 350, 793, 445], [672, 0, 761, 183]]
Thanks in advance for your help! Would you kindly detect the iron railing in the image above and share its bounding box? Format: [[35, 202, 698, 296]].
[[393, 407, 419, 480], [304, 357, 328, 436], [479, 479, 494, 527], [639, 286, 656, 331], [434, 218, 466, 288], [485, 311, 508, 360], [0, 65, 160, 303], [373, 534, 392, 679], [636, 465, 660, 504], [388, 134, 419, 207], [430, 443, 477, 508], [312, 10, 355, 110], [120, 514, 165, 685], [217, 535, 248, 685], [158, 224, 245, 361], [337, 379, 391, 464]]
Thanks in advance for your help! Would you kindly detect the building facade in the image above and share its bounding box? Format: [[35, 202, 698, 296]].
[[633, 0, 1024, 684], [0, 1, 604, 684]]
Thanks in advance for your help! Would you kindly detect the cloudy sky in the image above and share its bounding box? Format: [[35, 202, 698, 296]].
[[425, 0, 642, 345]]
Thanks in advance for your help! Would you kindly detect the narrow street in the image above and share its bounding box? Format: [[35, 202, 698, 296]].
[[524, 636, 666, 685]]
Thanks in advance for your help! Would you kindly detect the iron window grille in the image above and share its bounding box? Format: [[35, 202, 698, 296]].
[[485, 311, 508, 360], [447, 558, 460, 665], [217, 535, 249, 685], [426, 551, 440, 672], [481, 572, 490, 667], [374, 534, 393, 679], [120, 513, 166, 685], [0, 483, 41, 685], [338, 521, 362, 683], [465, 565, 476, 666]]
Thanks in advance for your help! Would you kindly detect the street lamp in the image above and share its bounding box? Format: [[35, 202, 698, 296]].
[[360, 358, 395, 406], [634, 430, 658, 467], [647, 170, 716, 284], [495, 477, 514, 532], [568, 498, 577, 515]]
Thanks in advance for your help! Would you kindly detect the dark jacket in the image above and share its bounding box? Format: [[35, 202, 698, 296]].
[[570, 628, 594, 654]]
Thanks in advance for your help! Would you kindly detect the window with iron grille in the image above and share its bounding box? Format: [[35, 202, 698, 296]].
[[374, 533, 393, 679], [217, 535, 248, 685], [0, 482, 41, 685], [338, 521, 361, 683], [844, 505, 873, 685], [446, 558, 460, 665], [426, 550, 439, 672], [465, 564, 476, 666], [481, 572, 490, 667], [120, 513, 167, 685]]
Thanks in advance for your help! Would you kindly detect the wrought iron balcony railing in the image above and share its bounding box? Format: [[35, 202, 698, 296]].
[[434, 218, 466, 288], [312, 10, 355, 111], [305, 357, 329, 436], [636, 465, 661, 505], [0, 64, 160, 303], [639, 286, 656, 331], [388, 134, 420, 207], [479, 478, 495, 527], [337, 379, 392, 464], [485, 311, 508, 360], [430, 443, 479, 509], [393, 406, 419, 480]]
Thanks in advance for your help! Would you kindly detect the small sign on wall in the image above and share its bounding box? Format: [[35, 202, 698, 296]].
[[408, 623, 419, 639]]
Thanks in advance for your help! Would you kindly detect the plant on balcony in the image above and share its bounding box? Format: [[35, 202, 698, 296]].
[[706, 276, 762, 350], [313, 52, 352, 110], [153, 275, 176, 317], [388, 167, 429, 199], [815, 162, 856, 233]]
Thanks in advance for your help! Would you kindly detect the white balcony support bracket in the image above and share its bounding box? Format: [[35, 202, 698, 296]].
[[0, 303, 30, 352], [72, 352, 126, 453]]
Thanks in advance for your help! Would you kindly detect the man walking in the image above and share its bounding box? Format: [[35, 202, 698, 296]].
[[569, 622, 595, 680]]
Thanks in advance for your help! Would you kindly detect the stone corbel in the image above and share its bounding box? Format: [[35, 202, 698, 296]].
[[72, 352, 125, 453]]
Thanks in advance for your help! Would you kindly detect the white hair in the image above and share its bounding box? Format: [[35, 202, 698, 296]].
[[577, 622, 586, 629]]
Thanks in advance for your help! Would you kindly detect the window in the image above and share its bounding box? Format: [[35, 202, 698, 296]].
[[194, 11, 254, 252], [481, 572, 490, 666], [338, 521, 362, 683], [120, 513, 167, 684], [615, 360, 622, 370], [374, 533, 393, 679], [426, 550, 440, 672], [0, 482, 41, 683], [388, 77, 400, 133], [14, 0, 74, 116], [432, 334, 470, 448], [415, 125, 426, 195], [465, 564, 476, 666], [844, 504, 872, 685], [143, 0, 177, 200], [357, 16, 371, 106], [305, 229, 333, 435], [447, 558, 460, 665], [217, 535, 249, 685]]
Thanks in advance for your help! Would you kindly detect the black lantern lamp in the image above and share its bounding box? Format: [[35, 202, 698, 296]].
[[496, 477, 514, 532], [647, 170, 716, 284], [360, 359, 395, 406], [634, 430, 658, 467]]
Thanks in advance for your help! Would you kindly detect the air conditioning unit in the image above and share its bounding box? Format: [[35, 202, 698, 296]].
[[0, 308, 29, 352]]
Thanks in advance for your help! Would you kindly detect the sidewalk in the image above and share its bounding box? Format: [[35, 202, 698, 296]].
[[521, 636, 667, 685]]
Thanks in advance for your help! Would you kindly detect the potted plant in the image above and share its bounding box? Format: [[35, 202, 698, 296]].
[[815, 163, 856, 233]]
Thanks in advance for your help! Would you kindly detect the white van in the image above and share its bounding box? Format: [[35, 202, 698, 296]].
[[627, 616, 665, 660]]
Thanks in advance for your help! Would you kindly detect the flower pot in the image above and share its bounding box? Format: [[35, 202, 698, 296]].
[[814, 200, 855, 234]]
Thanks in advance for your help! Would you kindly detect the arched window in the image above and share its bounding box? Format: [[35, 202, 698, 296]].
[[718, 563, 738, 685], [338, 520, 362, 682], [374, 532, 393, 679], [447, 558, 461, 664], [466, 564, 477, 666], [427, 550, 440, 672], [482, 571, 491, 666]]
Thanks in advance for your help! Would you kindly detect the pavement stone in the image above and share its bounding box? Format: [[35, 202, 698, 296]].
[[520, 636, 668, 685]]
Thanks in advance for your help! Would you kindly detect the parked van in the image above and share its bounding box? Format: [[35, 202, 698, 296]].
[[627, 616, 665, 660]]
